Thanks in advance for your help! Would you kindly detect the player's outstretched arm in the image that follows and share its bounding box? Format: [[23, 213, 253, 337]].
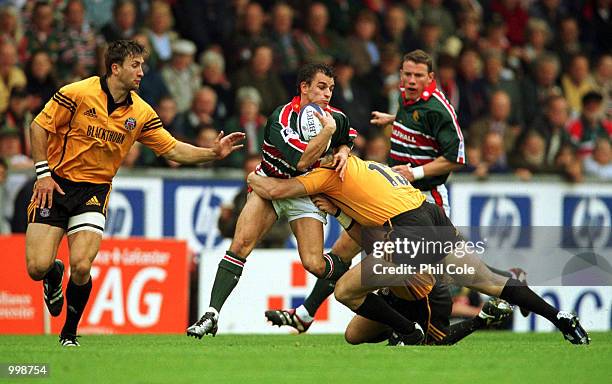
[[247, 172, 307, 200], [164, 131, 245, 164]]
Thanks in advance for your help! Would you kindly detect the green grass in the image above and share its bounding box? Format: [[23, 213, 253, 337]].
[[0, 332, 609, 384]]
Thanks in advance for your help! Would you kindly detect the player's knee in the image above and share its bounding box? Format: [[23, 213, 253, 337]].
[[302, 256, 325, 278], [333, 282, 351, 305], [26, 259, 53, 281], [70, 259, 92, 280], [344, 328, 362, 345]]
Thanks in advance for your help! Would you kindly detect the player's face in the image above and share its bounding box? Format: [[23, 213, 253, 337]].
[[400, 60, 433, 101], [302, 72, 334, 108], [117, 55, 145, 91]]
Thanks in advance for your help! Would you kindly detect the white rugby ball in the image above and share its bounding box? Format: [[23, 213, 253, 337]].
[[298, 103, 324, 141]]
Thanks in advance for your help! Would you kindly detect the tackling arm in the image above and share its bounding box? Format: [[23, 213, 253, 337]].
[[247, 172, 307, 200]]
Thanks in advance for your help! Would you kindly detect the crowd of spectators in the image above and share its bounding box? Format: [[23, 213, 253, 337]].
[[0, 0, 610, 191]]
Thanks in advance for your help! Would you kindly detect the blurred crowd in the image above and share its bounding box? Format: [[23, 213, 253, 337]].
[[0, 0, 611, 193]]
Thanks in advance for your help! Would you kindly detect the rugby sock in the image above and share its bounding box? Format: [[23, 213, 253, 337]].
[[303, 278, 335, 317], [44, 261, 62, 286], [295, 305, 313, 323], [209, 251, 246, 312], [323, 252, 349, 281], [438, 318, 483, 345], [61, 277, 92, 337], [355, 293, 417, 335], [499, 278, 559, 326]]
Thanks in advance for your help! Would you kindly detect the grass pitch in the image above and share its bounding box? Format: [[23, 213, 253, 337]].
[[1, 332, 609, 384]]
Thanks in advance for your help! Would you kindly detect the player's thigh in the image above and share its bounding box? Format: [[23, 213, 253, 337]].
[[291, 217, 324, 264], [331, 230, 362, 263], [229, 192, 278, 257], [25, 223, 65, 279], [345, 315, 390, 345]]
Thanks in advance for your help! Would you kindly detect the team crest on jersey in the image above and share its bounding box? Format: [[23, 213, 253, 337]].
[[124, 117, 137, 131], [40, 208, 50, 218], [412, 111, 420, 122]]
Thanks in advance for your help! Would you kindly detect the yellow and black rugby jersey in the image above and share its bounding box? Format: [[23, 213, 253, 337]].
[[389, 273, 436, 301], [296, 156, 426, 226], [34, 76, 177, 183]]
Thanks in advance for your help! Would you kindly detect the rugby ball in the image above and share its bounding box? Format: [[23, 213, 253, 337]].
[[298, 103, 325, 141]]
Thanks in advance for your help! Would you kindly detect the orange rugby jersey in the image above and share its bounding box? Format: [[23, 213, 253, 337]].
[[33, 76, 177, 183], [296, 156, 426, 226]]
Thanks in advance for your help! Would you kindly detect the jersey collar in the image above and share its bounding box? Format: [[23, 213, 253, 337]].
[[291, 96, 333, 113], [401, 79, 437, 105], [100, 75, 134, 114]]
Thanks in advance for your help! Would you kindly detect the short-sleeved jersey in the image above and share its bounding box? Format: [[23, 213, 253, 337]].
[[34, 76, 177, 184], [389, 80, 466, 191], [296, 156, 426, 226], [258, 96, 357, 179]]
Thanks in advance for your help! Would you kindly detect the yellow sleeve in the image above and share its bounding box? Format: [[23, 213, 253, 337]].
[[295, 167, 337, 195], [137, 108, 178, 156], [33, 84, 79, 133]]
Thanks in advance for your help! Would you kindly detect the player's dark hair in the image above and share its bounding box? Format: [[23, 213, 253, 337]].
[[402, 49, 433, 72], [105, 40, 147, 75], [296, 63, 335, 94]]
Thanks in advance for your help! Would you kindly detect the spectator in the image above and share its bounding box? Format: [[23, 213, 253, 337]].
[[82, 0, 113, 30], [229, 1, 269, 71], [57, 0, 98, 83], [423, 0, 455, 40], [25, 51, 58, 114], [363, 43, 401, 115], [456, 12, 482, 51], [405, 0, 425, 35], [530, 95, 573, 167], [510, 130, 550, 179], [381, 4, 412, 54], [138, 95, 180, 167], [406, 18, 444, 60], [131, 32, 169, 106], [562, 53, 597, 115], [221, 87, 266, 169], [568, 91, 612, 158], [364, 134, 389, 164], [100, 0, 138, 43], [0, 128, 33, 170], [0, 41, 26, 114], [161, 39, 201, 113], [175, 86, 221, 141], [555, 17, 584, 71], [1, 87, 32, 156], [522, 53, 563, 124], [513, 18, 553, 72], [476, 131, 510, 179], [0, 157, 9, 234], [469, 90, 520, 154], [456, 46, 486, 129], [0, 5, 23, 46], [330, 59, 372, 137], [191, 124, 221, 169], [232, 43, 287, 116], [171, 0, 233, 53], [346, 9, 380, 77], [488, 0, 529, 46], [479, 50, 524, 126], [436, 53, 460, 109], [200, 48, 233, 121], [10, 176, 35, 233], [217, 153, 292, 248], [143, 0, 179, 68], [269, 2, 301, 94], [18, 1, 60, 64], [583, 0, 612, 57], [594, 54, 612, 119], [296, 2, 347, 65], [528, 0, 569, 31], [583, 138, 612, 180]]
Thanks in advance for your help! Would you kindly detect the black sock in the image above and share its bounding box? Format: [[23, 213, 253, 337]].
[[323, 252, 349, 281], [209, 251, 246, 312], [486, 265, 512, 278], [303, 278, 335, 316], [438, 317, 484, 345], [499, 278, 559, 326], [61, 277, 92, 337], [355, 293, 416, 335], [44, 261, 62, 286]]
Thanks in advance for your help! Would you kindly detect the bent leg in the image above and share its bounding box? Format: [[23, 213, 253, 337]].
[[291, 218, 326, 277], [25, 223, 64, 280], [345, 315, 391, 345]]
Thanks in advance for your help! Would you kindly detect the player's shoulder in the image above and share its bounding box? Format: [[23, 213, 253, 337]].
[[56, 76, 100, 103], [326, 104, 347, 119], [424, 90, 456, 120]]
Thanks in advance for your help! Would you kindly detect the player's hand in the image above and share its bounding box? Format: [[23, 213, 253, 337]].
[[31, 176, 65, 209], [311, 194, 338, 215], [213, 131, 245, 159], [331, 146, 349, 181], [314, 111, 336, 133], [391, 164, 415, 182], [370, 111, 395, 126]]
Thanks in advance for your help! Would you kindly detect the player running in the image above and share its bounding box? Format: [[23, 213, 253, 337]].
[[187, 63, 356, 339]]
